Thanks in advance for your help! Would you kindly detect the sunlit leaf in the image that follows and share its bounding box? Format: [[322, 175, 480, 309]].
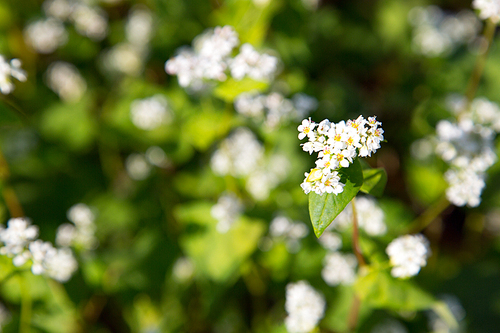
[[308, 158, 363, 238], [213, 77, 268, 103]]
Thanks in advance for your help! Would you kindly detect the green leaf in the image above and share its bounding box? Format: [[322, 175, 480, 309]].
[[360, 168, 387, 197], [308, 158, 363, 238], [213, 77, 269, 103], [354, 269, 435, 311]]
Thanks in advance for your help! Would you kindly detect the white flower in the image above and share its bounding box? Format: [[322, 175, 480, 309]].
[[67, 203, 95, 227], [125, 153, 152, 180], [0, 217, 38, 258], [24, 18, 67, 54], [229, 43, 278, 81], [445, 168, 485, 207], [43, 0, 73, 20], [43, 247, 78, 282], [211, 193, 243, 233], [172, 257, 195, 282], [473, 0, 500, 23], [298, 118, 316, 140], [318, 231, 342, 251], [386, 234, 431, 278], [130, 95, 172, 130], [285, 281, 326, 333], [102, 43, 144, 76], [46, 61, 87, 102], [125, 6, 153, 49], [322, 252, 357, 286], [0, 56, 27, 94], [57, 203, 98, 250], [268, 216, 308, 253], [70, 4, 108, 41]]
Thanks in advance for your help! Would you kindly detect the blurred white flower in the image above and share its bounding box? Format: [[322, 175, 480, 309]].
[[126, 6, 153, 49], [24, 18, 68, 54], [46, 61, 87, 102], [322, 251, 357, 286], [329, 196, 386, 236], [371, 319, 408, 333], [211, 193, 243, 233], [146, 146, 169, 168], [130, 95, 172, 130], [229, 43, 278, 81], [0, 217, 39, 261], [268, 215, 308, 253], [473, 0, 500, 23], [285, 280, 325, 333], [70, 4, 108, 41], [318, 230, 342, 251], [102, 43, 144, 76], [0, 56, 27, 94], [172, 257, 195, 282], [126, 153, 152, 180], [57, 203, 97, 250], [386, 234, 430, 278], [43, 0, 73, 20]]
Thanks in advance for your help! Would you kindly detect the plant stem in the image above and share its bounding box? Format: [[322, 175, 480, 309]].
[[407, 195, 450, 234], [19, 273, 32, 333], [351, 198, 366, 267], [0, 149, 24, 217], [346, 198, 366, 333], [464, 18, 497, 105]]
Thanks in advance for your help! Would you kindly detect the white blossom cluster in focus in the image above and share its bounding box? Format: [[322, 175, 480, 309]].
[[0, 56, 27, 94], [56, 203, 98, 251], [46, 61, 87, 102], [386, 234, 431, 279], [408, 6, 480, 57], [0, 217, 78, 282], [211, 193, 244, 233], [329, 196, 387, 236], [234, 92, 318, 129], [165, 26, 278, 90], [260, 215, 309, 253], [472, 0, 500, 23], [210, 128, 290, 201], [298, 116, 384, 196], [284, 280, 326, 333], [321, 251, 357, 286], [130, 95, 172, 130]]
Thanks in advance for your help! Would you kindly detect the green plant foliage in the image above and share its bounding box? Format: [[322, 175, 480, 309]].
[[213, 77, 269, 102], [308, 158, 363, 237], [360, 167, 387, 197]]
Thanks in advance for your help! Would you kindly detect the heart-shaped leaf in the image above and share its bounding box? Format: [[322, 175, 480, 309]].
[[308, 158, 363, 238], [360, 168, 387, 197]]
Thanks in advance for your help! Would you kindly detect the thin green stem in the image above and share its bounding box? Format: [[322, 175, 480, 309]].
[[406, 195, 450, 234], [464, 18, 497, 106], [347, 295, 361, 333], [19, 273, 32, 333]]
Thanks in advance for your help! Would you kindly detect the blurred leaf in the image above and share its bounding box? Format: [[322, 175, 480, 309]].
[[355, 269, 435, 311], [183, 108, 232, 151], [360, 168, 387, 197], [213, 77, 269, 103], [406, 162, 447, 205], [39, 95, 97, 151], [176, 202, 265, 281], [308, 159, 363, 237]]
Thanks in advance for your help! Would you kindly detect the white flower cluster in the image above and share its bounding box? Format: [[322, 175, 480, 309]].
[[408, 6, 480, 57], [329, 196, 387, 236], [265, 215, 309, 253], [126, 153, 152, 180], [298, 116, 384, 196], [56, 203, 97, 251], [234, 92, 318, 129], [165, 26, 278, 90], [318, 230, 342, 251], [0, 56, 27, 94], [211, 128, 290, 201], [386, 234, 431, 279], [130, 95, 172, 130], [435, 111, 498, 207], [24, 18, 68, 54], [46, 61, 87, 102], [0, 217, 78, 282], [322, 252, 357, 286], [101, 6, 153, 76], [472, 0, 500, 23], [211, 193, 244, 233], [284, 281, 326, 333]]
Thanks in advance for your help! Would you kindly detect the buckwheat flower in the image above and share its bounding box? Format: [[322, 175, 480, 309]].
[[318, 231, 342, 251], [210, 128, 264, 177], [46, 61, 87, 102], [198, 25, 239, 60], [43, 0, 73, 20], [24, 18, 67, 54], [264, 92, 295, 129], [102, 43, 143, 76], [355, 196, 387, 236], [269, 216, 308, 252], [293, 93, 319, 119], [0, 56, 27, 94], [473, 0, 500, 23], [29, 240, 56, 275], [130, 95, 172, 130], [445, 168, 485, 207], [0, 217, 39, 260], [145, 146, 169, 168], [125, 6, 153, 49], [55, 223, 77, 248], [57, 203, 98, 250], [43, 247, 78, 282], [68, 203, 95, 227], [125, 153, 151, 180], [386, 234, 431, 278], [470, 97, 500, 131], [298, 118, 316, 140], [172, 257, 195, 282], [234, 93, 266, 118], [285, 281, 325, 333], [70, 4, 108, 41], [211, 193, 243, 233], [322, 252, 357, 286], [229, 43, 278, 81]]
